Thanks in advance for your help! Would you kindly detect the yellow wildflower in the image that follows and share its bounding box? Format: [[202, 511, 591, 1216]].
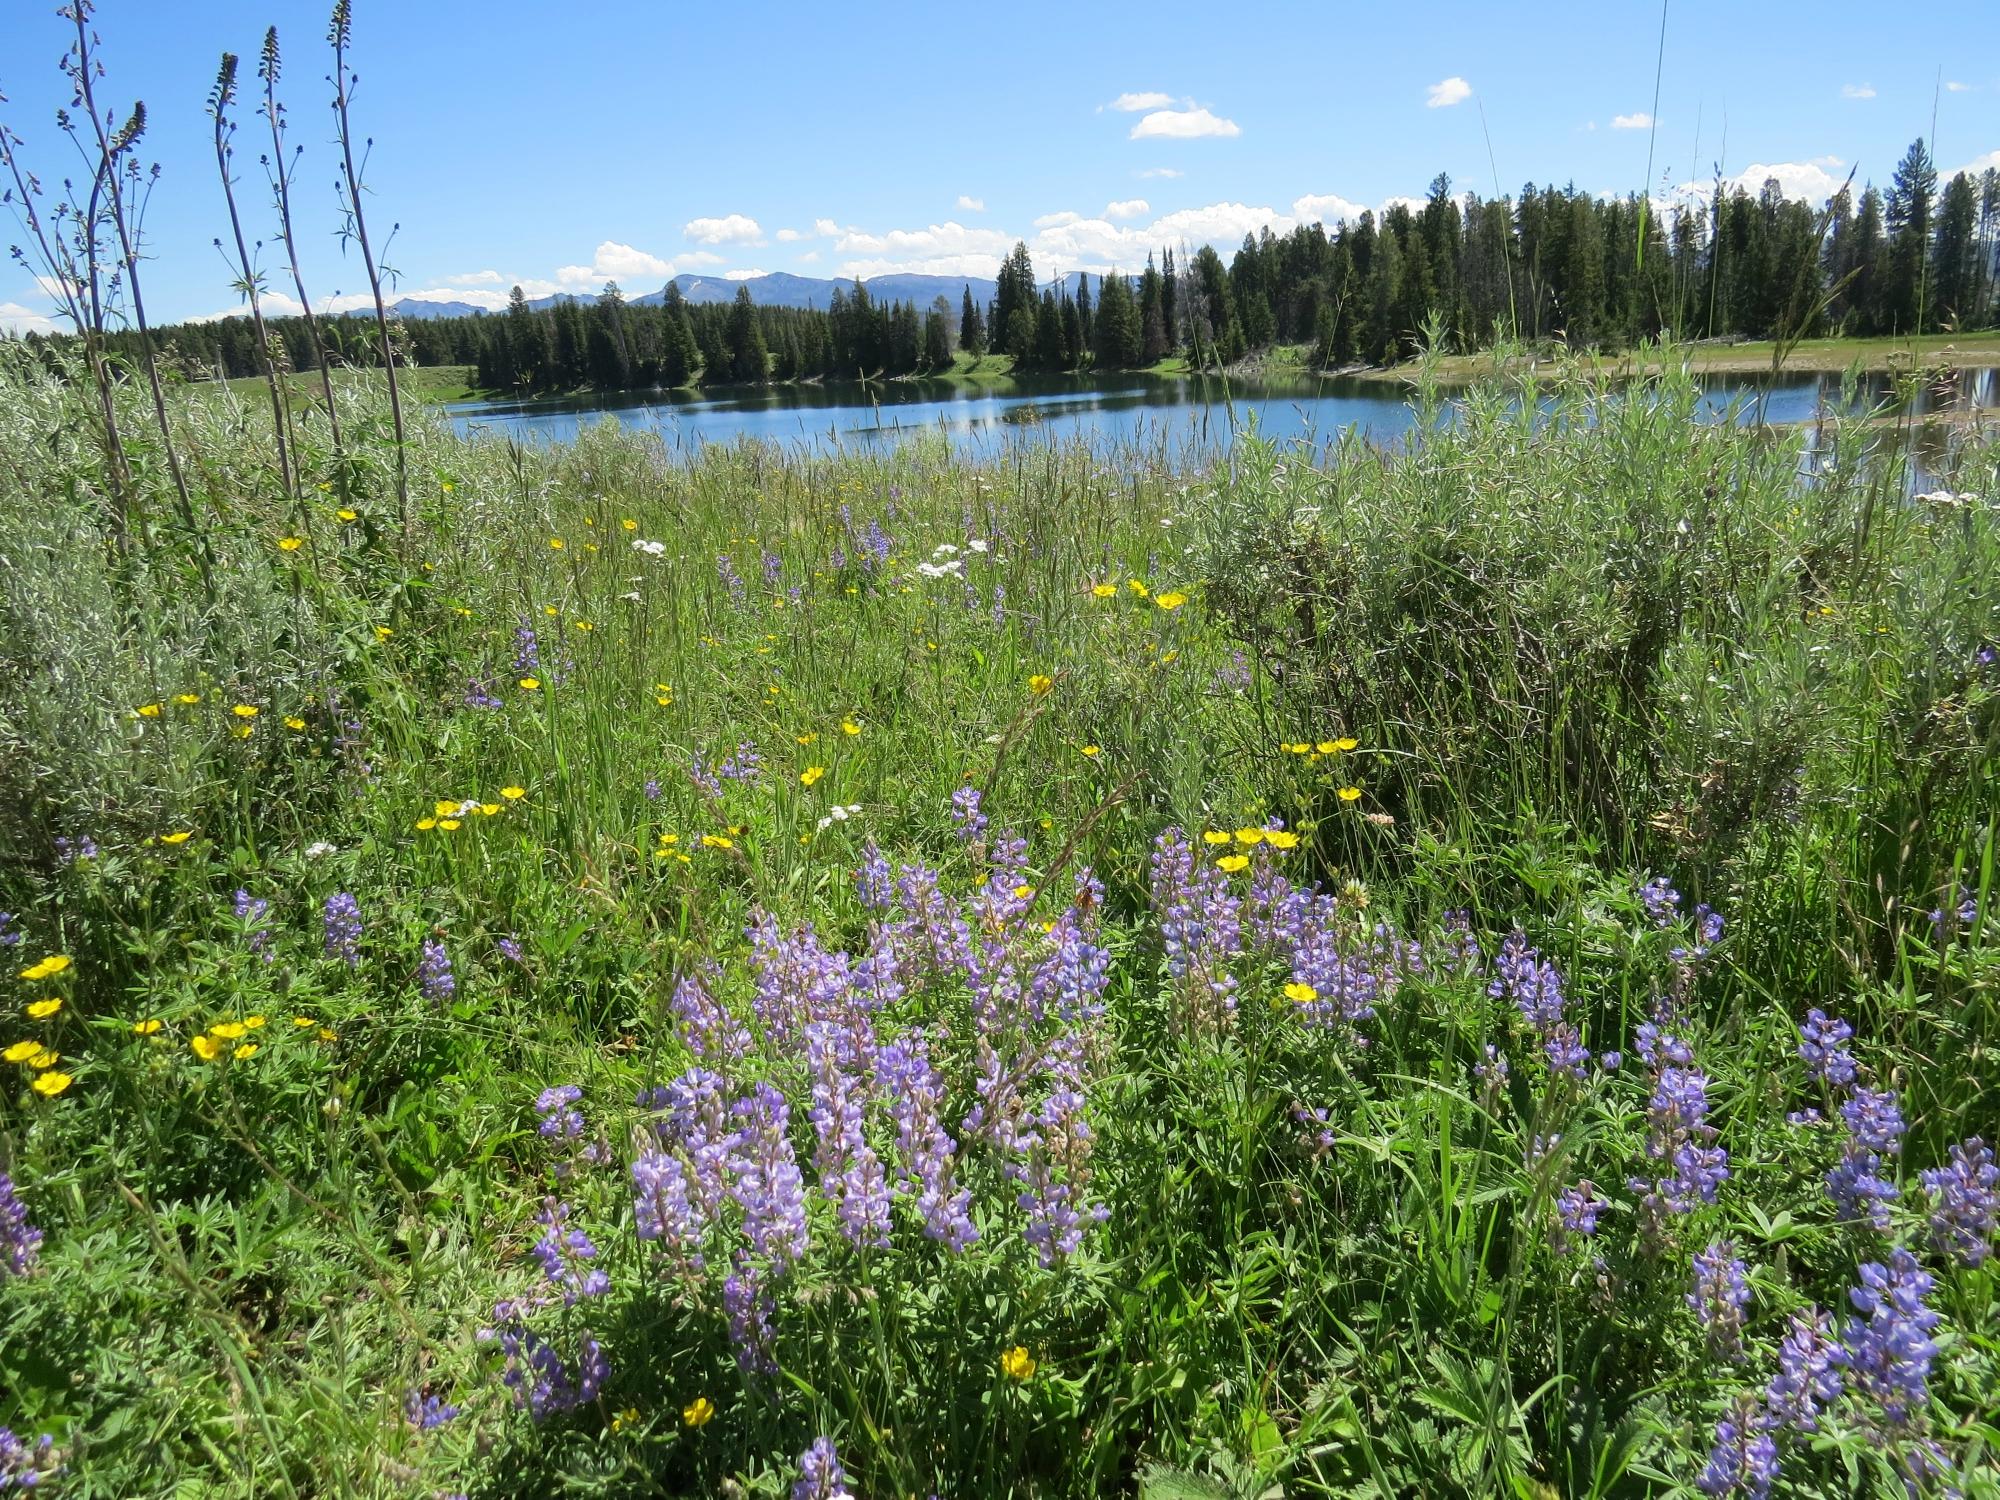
[[800, 766, 826, 788], [479, 803, 500, 816], [438, 818, 462, 831], [1233, 828, 1265, 846], [1000, 1346, 1037, 1381], [25, 998, 61, 1020], [1080, 744, 1100, 757], [1202, 831, 1232, 846], [375, 625, 394, 640], [701, 834, 734, 850], [841, 720, 862, 736], [1216, 854, 1250, 873], [232, 704, 259, 719], [1127, 579, 1149, 597], [293, 1016, 315, 1028], [243, 1016, 266, 1030], [284, 716, 306, 730], [234, 1044, 259, 1060], [190, 1034, 222, 1061], [211, 1022, 248, 1040], [336, 508, 358, 522], [1264, 830, 1300, 850], [501, 786, 527, 800], [1012, 884, 1034, 900], [1315, 740, 1341, 755], [1155, 591, 1187, 611], [18, 955, 70, 981], [415, 817, 438, 831], [518, 677, 540, 691], [277, 536, 304, 552], [135, 702, 163, 717], [27, 1050, 56, 1070], [574, 619, 593, 632], [1027, 674, 1053, 696], [435, 800, 460, 818], [175, 693, 201, 705], [621, 518, 638, 531], [132, 1018, 164, 1035], [548, 537, 565, 550], [1335, 737, 1358, 752], [1285, 982, 1318, 1004], [160, 831, 193, 846], [30, 1071, 70, 1097], [3, 1041, 39, 1063], [796, 732, 819, 745], [1338, 786, 1362, 803], [1091, 582, 1117, 599], [682, 1396, 715, 1428]]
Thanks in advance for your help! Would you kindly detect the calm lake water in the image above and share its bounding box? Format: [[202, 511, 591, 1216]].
[[444, 365, 1999, 457]]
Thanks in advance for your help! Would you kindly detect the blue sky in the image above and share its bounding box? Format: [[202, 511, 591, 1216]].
[[2, 0, 1995, 329]]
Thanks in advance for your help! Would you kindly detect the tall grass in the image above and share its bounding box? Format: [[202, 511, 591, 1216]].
[[0, 340, 1997, 1498]]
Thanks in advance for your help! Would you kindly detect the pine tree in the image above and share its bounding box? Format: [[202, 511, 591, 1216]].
[[959, 285, 985, 358], [1931, 172, 1980, 329], [1885, 137, 1938, 332]]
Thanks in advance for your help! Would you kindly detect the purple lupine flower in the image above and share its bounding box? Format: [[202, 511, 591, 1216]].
[[862, 518, 891, 568], [761, 548, 782, 589], [1919, 1137, 1998, 1267], [1027, 909, 1111, 1025], [529, 1197, 610, 1304], [631, 1149, 708, 1269], [1696, 1400, 1779, 1499], [1292, 1103, 1334, 1160], [1798, 1009, 1856, 1090], [642, 776, 661, 801], [1638, 876, 1681, 927], [233, 889, 273, 962], [479, 1308, 607, 1420], [1489, 930, 1567, 1032], [1828, 1086, 1904, 1229], [496, 935, 525, 965], [716, 553, 748, 607], [1632, 1022, 1729, 1222], [1836, 1249, 1941, 1431], [322, 892, 363, 967], [1763, 1309, 1843, 1433], [670, 969, 752, 1063], [792, 1437, 853, 1500], [512, 618, 541, 676], [855, 842, 894, 911], [717, 742, 763, 784], [1474, 1043, 1510, 1105], [722, 1254, 778, 1374], [0, 912, 19, 948], [746, 913, 854, 1057], [807, 1022, 892, 1250], [729, 1083, 810, 1268], [404, 1389, 460, 1429], [1928, 885, 1978, 936], [418, 937, 455, 1003], [990, 583, 1007, 631], [879, 1034, 979, 1251], [1688, 1241, 1751, 1361], [0, 1428, 59, 1490], [1015, 1081, 1108, 1267], [463, 677, 503, 711], [1149, 828, 1242, 1025], [1, 1173, 42, 1279], [535, 1085, 585, 1142], [1556, 1181, 1603, 1247], [949, 785, 989, 841]]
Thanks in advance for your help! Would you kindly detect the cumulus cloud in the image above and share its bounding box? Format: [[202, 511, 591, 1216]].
[[1425, 76, 1471, 108], [956, 194, 986, 212], [1675, 159, 1854, 205], [683, 213, 765, 246], [1129, 107, 1240, 140], [812, 218, 840, 237], [1611, 112, 1654, 129], [1946, 80, 1974, 92], [1033, 211, 1082, 230], [1138, 167, 1183, 179], [1104, 198, 1150, 220], [440, 269, 505, 287], [1293, 192, 1367, 226], [1954, 148, 2000, 177], [0, 299, 59, 334], [1106, 91, 1179, 112], [551, 240, 679, 290], [1841, 83, 1875, 100], [775, 227, 805, 242]]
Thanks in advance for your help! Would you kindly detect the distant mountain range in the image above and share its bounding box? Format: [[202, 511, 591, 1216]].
[[386, 269, 1109, 321]]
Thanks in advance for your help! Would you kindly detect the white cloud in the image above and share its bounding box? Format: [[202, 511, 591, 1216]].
[[1104, 198, 1150, 220], [1106, 91, 1179, 112], [440, 269, 505, 287], [1033, 211, 1083, 230], [1675, 159, 1853, 205], [1841, 83, 1875, 100], [1953, 148, 2000, 177], [722, 268, 768, 280], [775, 227, 804, 242], [551, 240, 678, 290], [1611, 112, 1654, 129], [833, 220, 1014, 276], [956, 194, 986, 212], [0, 300, 59, 334], [683, 213, 765, 246], [1425, 76, 1472, 108], [1293, 192, 1367, 226], [1377, 195, 1427, 217], [812, 218, 840, 237], [1138, 167, 1183, 179], [1946, 80, 1974, 93], [1129, 107, 1240, 140], [798, 250, 821, 264]]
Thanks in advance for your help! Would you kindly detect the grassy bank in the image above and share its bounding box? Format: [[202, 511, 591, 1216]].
[[1353, 332, 2000, 385], [0, 344, 1996, 1498]]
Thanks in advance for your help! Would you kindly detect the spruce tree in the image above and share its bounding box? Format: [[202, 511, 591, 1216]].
[[959, 285, 985, 358]]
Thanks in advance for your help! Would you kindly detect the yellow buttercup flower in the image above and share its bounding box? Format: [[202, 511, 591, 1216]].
[[796, 732, 819, 745], [435, 801, 460, 818], [682, 1396, 715, 1428], [336, 508, 358, 522], [135, 702, 163, 717], [480, 804, 500, 816], [233, 1043, 259, 1060], [1315, 740, 1341, 755], [159, 831, 193, 845], [3, 1041, 40, 1063], [1338, 786, 1363, 803], [232, 704, 259, 719], [1285, 982, 1318, 1004], [415, 817, 438, 831], [293, 1016, 315, 1028], [284, 716, 306, 730], [548, 537, 565, 550], [277, 536, 304, 552], [573, 619, 592, 632], [1127, 579, 1149, 597], [1202, 830, 1232, 846], [1027, 674, 1053, 696], [210, 1021, 248, 1041], [841, 720, 862, 736], [1000, 1345, 1037, 1381], [175, 693, 201, 705], [518, 677, 541, 691], [190, 1034, 222, 1061], [1080, 744, 1100, 757], [1012, 884, 1034, 900], [1091, 582, 1117, 599], [700, 834, 734, 850], [1263, 830, 1300, 850], [243, 1016, 266, 1030], [438, 818, 462, 831], [375, 625, 394, 640], [132, 1018, 164, 1035], [1335, 737, 1358, 752], [31, 1071, 71, 1097], [621, 518, 638, 531], [27, 1049, 57, 1070], [800, 766, 826, 788], [500, 786, 526, 800], [1154, 591, 1187, 611], [26, 998, 61, 1020], [1233, 828, 1264, 846], [1216, 854, 1250, 873]]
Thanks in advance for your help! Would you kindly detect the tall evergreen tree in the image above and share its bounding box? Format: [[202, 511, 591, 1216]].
[[1885, 137, 1938, 332], [959, 285, 985, 358]]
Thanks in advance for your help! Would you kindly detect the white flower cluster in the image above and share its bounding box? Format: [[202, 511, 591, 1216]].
[[815, 803, 863, 833], [631, 538, 667, 557]]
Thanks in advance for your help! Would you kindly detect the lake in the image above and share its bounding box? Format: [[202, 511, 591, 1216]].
[[444, 364, 1999, 457]]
